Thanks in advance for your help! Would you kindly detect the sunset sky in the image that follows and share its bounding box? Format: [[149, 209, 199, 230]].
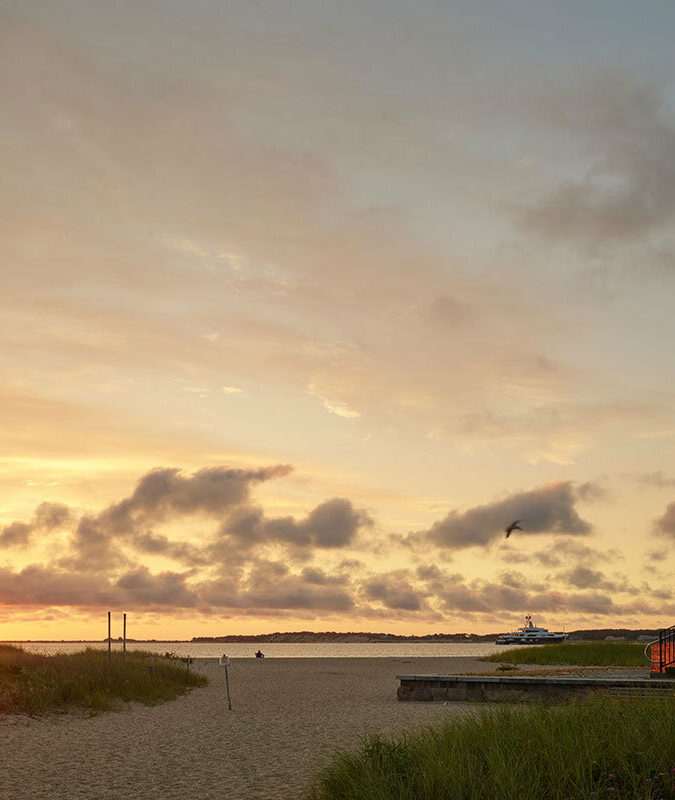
[[3, 0, 675, 640]]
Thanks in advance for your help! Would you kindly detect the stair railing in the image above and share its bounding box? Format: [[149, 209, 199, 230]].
[[644, 624, 675, 673]]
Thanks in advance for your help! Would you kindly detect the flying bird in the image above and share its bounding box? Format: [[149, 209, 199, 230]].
[[504, 520, 523, 538]]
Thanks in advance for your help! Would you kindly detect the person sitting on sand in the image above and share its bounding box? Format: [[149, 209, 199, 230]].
[[255, 650, 265, 658]]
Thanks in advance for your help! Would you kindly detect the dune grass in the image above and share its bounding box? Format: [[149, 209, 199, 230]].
[[484, 642, 649, 667], [0, 644, 207, 715], [306, 695, 675, 800]]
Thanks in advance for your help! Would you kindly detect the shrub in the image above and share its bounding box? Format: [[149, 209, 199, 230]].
[[0, 645, 207, 715]]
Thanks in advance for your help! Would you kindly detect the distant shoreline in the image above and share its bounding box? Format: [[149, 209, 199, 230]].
[[2, 626, 660, 645], [0, 633, 486, 644]]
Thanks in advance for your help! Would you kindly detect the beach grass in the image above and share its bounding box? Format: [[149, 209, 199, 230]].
[[306, 694, 675, 800], [484, 641, 648, 667], [0, 644, 207, 715]]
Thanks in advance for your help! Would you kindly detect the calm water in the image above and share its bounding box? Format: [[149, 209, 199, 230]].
[[4, 641, 503, 659]]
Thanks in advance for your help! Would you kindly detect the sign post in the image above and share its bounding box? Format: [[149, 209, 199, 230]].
[[220, 654, 232, 710]]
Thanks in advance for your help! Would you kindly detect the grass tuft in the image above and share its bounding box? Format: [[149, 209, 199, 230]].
[[306, 695, 675, 800], [484, 642, 649, 667], [0, 644, 207, 715]]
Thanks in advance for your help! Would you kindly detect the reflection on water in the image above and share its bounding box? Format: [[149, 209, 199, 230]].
[[4, 641, 502, 659]]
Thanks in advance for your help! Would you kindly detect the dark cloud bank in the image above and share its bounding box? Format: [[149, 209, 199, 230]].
[[0, 466, 668, 622]]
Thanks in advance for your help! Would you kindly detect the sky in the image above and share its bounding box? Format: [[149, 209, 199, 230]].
[[2, 0, 675, 640]]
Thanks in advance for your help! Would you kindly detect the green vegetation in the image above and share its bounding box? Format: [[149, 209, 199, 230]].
[[484, 642, 648, 667], [0, 644, 206, 715], [306, 695, 675, 800]]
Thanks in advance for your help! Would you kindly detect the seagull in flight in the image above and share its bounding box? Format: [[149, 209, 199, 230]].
[[504, 520, 523, 538]]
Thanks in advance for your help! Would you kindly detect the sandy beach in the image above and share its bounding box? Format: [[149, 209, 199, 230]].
[[0, 656, 496, 800]]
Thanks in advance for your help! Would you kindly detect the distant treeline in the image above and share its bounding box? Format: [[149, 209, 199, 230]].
[[568, 628, 661, 641], [191, 631, 478, 643], [190, 628, 663, 643]]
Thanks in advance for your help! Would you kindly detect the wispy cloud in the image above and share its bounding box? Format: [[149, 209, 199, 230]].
[[308, 384, 361, 419], [520, 76, 675, 245]]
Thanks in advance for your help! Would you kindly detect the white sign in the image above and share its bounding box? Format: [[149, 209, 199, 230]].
[[219, 656, 230, 666]]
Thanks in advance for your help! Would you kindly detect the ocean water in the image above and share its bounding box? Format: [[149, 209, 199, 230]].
[[5, 641, 503, 659]]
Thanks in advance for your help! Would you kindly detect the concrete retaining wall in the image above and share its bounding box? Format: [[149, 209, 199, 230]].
[[396, 674, 675, 702]]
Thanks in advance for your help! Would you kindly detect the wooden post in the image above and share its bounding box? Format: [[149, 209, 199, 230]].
[[107, 611, 111, 665], [123, 613, 127, 670]]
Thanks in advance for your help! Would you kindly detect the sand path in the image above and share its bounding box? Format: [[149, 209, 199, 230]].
[[0, 656, 494, 800]]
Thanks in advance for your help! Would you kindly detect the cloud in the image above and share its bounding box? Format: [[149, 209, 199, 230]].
[[416, 564, 443, 582], [0, 544, 653, 622], [0, 464, 372, 582], [67, 514, 128, 571], [440, 577, 530, 614], [245, 575, 355, 612], [0, 465, 657, 623], [308, 383, 361, 419], [198, 559, 356, 612], [557, 565, 617, 592], [0, 565, 110, 607], [0, 501, 73, 548], [0, 522, 32, 548], [300, 566, 349, 586], [103, 465, 292, 526], [421, 482, 594, 550], [303, 498, 372, 547], [564, 592, 619, 616], [115, 567, 198, 607], [428, 295, 472, 327], [3, 8, 675, 503], [575, 482, 610, 503], [34, 502, 73, 529], [635, 471, 675, 489], [504, 538, 624, 569], [437, 571, 619, 617], [520, 76, 675, 244], [67, 465, 291, 568], [458, 402, 664, 465], [219, 497, 373, 551], [0, 563, 197, 609], [362, 571, 427, 611], [654, 501, 675, 540], [645, 547, 668, 563], [133, 533, 211, 566], [0, 561, 280, 614]]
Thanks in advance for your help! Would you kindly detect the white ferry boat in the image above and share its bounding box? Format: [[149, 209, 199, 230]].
[[496, 615, 568, 645]]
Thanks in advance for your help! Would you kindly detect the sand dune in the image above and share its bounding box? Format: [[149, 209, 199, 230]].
[[0, 656, 492, 800]]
